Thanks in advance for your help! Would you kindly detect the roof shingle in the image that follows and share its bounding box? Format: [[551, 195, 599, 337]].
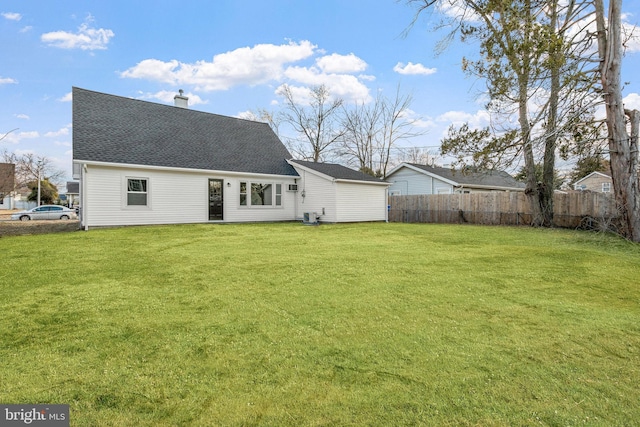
[[72, 87, 298, 176], [290, 160, 387, 183]]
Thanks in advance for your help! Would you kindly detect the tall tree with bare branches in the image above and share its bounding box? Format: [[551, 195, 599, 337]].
[[595, 0, 640, 241], [278, 84, 345, 162]]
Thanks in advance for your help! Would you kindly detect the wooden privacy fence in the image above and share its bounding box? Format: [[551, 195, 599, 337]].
[[389, 192, 619, 229]]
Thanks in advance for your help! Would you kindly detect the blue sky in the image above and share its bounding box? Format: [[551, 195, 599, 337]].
[[2, 1, 640, 182]]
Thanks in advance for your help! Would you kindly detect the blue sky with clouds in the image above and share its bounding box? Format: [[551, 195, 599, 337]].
[[2, 1, 640, 182]]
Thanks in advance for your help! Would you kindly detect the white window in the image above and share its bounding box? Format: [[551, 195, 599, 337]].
[[240, 181, 282, 207], [126, 178, 148, 206], [602, 182, 611, 193]]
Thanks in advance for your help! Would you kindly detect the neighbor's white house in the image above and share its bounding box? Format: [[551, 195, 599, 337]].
[[72, 88, 389, 229], [386, 162, 526, 195]]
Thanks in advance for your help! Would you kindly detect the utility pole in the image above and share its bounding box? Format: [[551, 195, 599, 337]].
[[37, 159, 42, 206]]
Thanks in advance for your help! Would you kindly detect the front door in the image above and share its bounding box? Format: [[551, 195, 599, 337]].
[[208, 179, 223, 221]]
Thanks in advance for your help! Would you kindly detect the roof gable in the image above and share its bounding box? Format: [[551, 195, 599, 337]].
[[573, 171, 612, 185], [72, 87, 297, 176], [289, 160, 388, 184], [389, 162, 525, 190]]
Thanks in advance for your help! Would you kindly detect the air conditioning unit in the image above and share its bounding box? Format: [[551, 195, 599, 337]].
[[287, 184, 298, 192], [303, 212, 318, 225]]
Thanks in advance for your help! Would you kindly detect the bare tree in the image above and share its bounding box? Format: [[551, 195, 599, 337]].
[[595, 0, 640, 241], [1, 151, 65, 193], [340, 86, 423, 177], [278, 84, 345, 162], [340, 94, 384, 175], [379, 87, 424, 178], [242, 108, 284, 137]]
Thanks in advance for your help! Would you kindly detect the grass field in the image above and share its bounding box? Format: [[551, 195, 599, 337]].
[[1, 223, 639, 426]]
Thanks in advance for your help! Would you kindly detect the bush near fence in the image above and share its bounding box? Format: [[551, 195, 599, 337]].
[[389, 192, 619, 230]]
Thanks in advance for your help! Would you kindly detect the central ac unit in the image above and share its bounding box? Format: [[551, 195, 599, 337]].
[[303, 212, 318, 225], [287, 184, 298, 192]]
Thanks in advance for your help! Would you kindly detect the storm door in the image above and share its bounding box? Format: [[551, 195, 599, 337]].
[[208, 179, 224, 221]]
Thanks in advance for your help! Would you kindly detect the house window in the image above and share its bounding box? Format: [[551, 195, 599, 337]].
[[252, 183, 273, 205], [127, 178, 148, 206], [240, 182, 247, 206], [239, 181, 282, 207], [602, 182, 611, 193], [275, 184, 282, 206]]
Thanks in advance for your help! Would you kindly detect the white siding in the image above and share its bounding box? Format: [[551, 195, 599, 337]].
[[388, 167, 453, 195], [295, 169, 337, 222], [83, 164, 297, 227], [336, 182, 387, 222]]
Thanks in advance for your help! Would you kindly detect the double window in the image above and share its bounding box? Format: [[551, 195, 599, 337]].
[[127, 178, 148, 206], [240, 182, 282, 207]]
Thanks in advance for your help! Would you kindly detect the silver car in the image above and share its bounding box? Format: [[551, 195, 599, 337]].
[[11, 205, 78, 221]]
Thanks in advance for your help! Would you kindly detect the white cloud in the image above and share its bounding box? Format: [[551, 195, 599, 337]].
[[15, 114, 30, 120], [393, 62, 437, 76], [45, 125, 71, 138], [281, 66, 371, 103], [19, 26, 33, 33], [59, 92, 72, 102], [0, 76, 17, 85], [121, 40, 317, 91], [41, 19, 114, 50], [2, 130, 39, 145], [436, 109, 491, 136], [623, 93, 640, 110], [316, 53, 367, 73], [623, 22, 640, 53], [122, 40, 376, 105], [137, 90, 208, 106], [2, 12, 22, 21]]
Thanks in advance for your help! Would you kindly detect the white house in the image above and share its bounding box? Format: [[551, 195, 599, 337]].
[[72, 87, 388, 229], [288, 160, 389, 223], [386, 162, 525, 195]]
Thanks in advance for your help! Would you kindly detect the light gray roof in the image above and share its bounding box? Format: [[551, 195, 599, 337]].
[[404, 163, 525, 189], [72, 87, 298, 176], [289, 160, 387, 183]]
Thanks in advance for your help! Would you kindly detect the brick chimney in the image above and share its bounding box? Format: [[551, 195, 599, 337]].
[[174, 89, 188, 108]]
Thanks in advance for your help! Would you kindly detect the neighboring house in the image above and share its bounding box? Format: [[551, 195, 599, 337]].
[[573, 171, 613, 193], [72, 87, 388, 229], [0, 163, 16, 210], [386, 162, 526, 195], [287, 160, 389, 223], [65, 181, 80, 208]]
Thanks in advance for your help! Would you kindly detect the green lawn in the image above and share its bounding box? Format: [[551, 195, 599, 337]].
[[1, 223, 639, 426]]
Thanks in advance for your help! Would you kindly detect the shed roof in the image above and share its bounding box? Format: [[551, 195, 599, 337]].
[[72, 87, 298, 176], [289, 160, 388, 183]]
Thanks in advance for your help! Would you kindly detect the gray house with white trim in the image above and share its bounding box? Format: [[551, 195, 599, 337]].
[[72, 87, 388, 229], [386, 162, 525, 195]]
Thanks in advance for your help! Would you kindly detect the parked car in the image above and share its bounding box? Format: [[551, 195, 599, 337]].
[[11, 205, 78, 221]]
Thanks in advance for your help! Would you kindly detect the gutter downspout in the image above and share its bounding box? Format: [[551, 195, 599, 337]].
[[81, 164, 88, 231]]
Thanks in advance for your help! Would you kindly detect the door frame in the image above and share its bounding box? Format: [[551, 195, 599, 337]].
[[208, 178, 224, 221]]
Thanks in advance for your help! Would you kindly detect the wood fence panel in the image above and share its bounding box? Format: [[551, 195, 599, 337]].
[[389, 192, 617, 228]]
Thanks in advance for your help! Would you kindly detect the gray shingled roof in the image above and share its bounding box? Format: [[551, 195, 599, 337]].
[[72, 87, 298, 176], [407, 163, 525, 189], [290, 160, 387, 183]]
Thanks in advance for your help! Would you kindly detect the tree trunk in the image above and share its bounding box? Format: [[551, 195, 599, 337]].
[[541, 0, 561, 227], [596, 0, 640, 241]]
